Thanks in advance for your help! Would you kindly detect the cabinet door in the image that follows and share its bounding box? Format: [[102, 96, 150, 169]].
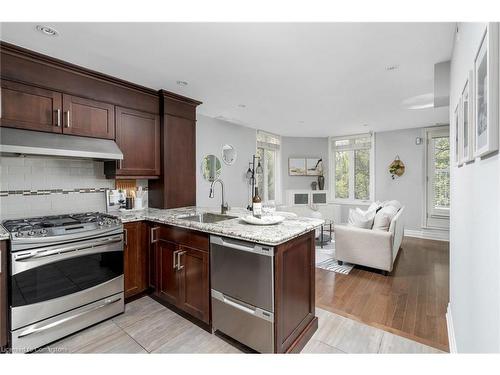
[[178, 246, 210, 324], [62, 94, 115, 139], [115, 106, 160, 177], [148, 225, 158, 290], [156, 239, 180, 305], [0, 80, 62, 133], [124, 222, 148, 299]]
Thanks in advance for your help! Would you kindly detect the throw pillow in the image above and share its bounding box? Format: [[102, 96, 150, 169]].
[[372, 205, 398, 231], [367, 201, 382, 214], [348, 207, 376, 229], [382, 200, 402, 211]]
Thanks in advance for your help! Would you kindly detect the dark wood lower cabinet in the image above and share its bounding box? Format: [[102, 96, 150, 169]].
[[126, 222, 316, 352], [178, 246, 210, 324], [123, 222, 148, 299], [0, 241, 7, 350], [274, 231, 317, 353], [151, 225, 210, 325], [156, 239, 180, 305]]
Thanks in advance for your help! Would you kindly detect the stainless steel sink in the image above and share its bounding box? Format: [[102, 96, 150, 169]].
[[177, 212, 237, 224]]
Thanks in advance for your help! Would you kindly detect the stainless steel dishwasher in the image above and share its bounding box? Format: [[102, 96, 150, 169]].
[[210, 235, 274, 353]]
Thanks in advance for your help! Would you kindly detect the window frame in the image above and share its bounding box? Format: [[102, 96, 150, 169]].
[[256, 130, 281, 204], [423, 125, 451, 229], [328, 133, 375, 204]]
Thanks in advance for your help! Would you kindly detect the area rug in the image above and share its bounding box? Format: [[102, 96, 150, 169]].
[[315, 239, 354, 275]]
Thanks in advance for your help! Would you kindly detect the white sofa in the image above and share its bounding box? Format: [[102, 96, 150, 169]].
[[335, 206, 405, 275]]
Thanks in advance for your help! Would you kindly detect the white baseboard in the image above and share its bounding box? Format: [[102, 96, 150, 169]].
[[446, 303, 457, 353], [404, 228, 449, 241]]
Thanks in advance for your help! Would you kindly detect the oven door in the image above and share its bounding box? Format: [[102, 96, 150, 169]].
[[10, 234, 124, 330]]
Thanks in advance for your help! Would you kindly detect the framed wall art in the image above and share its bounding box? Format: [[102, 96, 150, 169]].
[[460, 70, 474, 164], [454, 101, 461, 166], [288, 158, 306, 176], [306, 158, 323, 176], [474, 22, 499, 158]]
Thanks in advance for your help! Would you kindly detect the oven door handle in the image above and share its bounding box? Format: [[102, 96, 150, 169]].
[[16, 296, 122, 339], [15, 236, 123, 261], [12, 236, 123, 275]]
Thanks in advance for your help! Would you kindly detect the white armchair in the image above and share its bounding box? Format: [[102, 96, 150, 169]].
[[335, 207, 405, 275]]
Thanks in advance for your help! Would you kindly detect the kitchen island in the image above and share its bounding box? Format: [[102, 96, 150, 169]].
[[114, 207, 322, 353]]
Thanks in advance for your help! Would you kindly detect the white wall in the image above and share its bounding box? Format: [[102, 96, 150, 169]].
[[449, 22, 500, 352], [280, 136, 329, 200], [196, 114, 256, 209], [375, 128, 425, 231]]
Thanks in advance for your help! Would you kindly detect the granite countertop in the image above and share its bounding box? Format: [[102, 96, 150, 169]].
[[112, 206, 323, 246], [0, 225, 10, 241]]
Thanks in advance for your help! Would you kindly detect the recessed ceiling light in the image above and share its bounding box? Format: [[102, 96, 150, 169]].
[[363, 124, 369, 127], [36, 25, 59, 37], [298, 120, 305, 124], [176, 80, 188, 87], [385, 64, 399, 71], [238, 104, 247, 108]]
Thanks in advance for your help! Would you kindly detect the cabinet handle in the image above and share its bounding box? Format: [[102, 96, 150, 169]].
[[123, 229, 128, 246], [177, 251, 186, 271], [65, 110, 71, 128], [150, 227, 159, 244], [118, 159, 123, 170], [55, 109, 61, 127], [172, 250, 178, 270]]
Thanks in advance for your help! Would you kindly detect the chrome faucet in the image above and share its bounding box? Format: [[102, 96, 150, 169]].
[[209, 178, 229, 215]]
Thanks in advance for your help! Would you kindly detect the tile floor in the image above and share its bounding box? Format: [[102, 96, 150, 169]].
[[38, 296, 444, 354]]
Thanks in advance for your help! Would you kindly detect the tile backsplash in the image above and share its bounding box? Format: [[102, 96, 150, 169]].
[[0, 156, 116, 220]]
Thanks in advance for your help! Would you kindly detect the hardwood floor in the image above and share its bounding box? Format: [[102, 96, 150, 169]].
[[316, 236, 450, 352]]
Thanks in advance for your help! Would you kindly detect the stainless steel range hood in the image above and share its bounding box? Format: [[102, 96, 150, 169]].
[[0, 128, 123, 160]]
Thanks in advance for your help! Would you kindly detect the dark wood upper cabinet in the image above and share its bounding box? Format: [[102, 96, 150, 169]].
[[62, 94, 115, 139], [113, 106, 160, 177], [123, 222, 148, 299], [149, 92, 201, 208], [0, 80, 62, 133]]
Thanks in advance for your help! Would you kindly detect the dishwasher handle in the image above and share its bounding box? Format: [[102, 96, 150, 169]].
[[211, 290, 274, 323], [210, 236, 273, 256]]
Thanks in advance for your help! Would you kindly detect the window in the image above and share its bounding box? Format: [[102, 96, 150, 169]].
[[256, 130, 281, 202], [330, 134, 373, 202], [425, 126, 450, 229]]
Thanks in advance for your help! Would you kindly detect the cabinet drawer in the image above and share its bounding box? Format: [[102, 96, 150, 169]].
[[157, 225, 209, 252]]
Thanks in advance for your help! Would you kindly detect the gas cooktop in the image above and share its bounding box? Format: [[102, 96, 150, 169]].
[[2, 212, 122, 240]]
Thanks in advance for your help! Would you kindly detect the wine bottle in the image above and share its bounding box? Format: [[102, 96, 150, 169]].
[[253, 187, 262, 218]]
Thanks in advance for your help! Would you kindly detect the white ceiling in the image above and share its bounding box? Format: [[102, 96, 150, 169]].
[[0, 22, 455, 137]]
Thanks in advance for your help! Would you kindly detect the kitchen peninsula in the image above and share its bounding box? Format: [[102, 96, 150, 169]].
[[116, 207, 322, 353]]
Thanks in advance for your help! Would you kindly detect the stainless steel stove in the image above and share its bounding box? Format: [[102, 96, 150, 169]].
[[2, 212, 124, 353]]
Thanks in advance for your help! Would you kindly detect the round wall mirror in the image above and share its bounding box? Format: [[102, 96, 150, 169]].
[[222, 144, 237, 165], [201, 154, 222, 182]]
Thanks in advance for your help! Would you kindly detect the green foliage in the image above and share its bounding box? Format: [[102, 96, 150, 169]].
[[433, 137, 450, 208], [355, 149, 370, 200], [335, 151, 349, 198]]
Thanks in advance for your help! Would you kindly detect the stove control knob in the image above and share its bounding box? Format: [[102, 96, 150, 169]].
[[28, 231, 35, 236], [40, 229, 48, 235], [98, 221, 104, 226], [15, 232, 22, 237]]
